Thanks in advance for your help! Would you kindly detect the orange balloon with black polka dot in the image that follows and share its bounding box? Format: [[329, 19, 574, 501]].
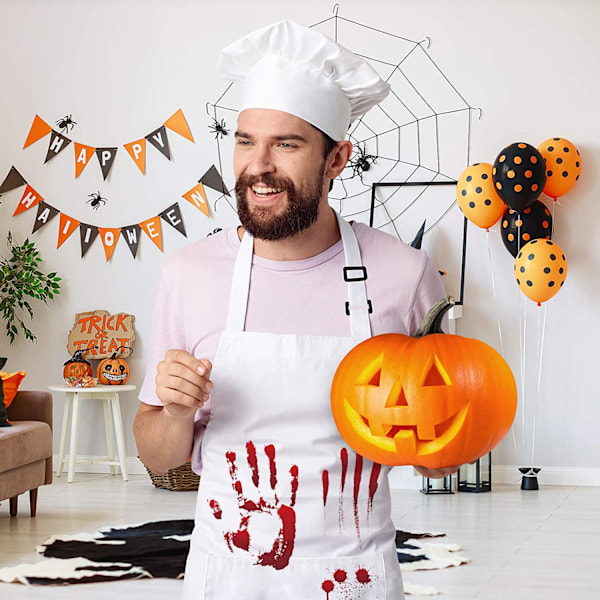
[[514, 239, 567, 305], [538, 137, 582, 199], [457, 163, 506, 229], [492, 142, 546, 211]]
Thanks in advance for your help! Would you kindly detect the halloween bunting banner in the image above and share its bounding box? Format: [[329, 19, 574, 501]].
[[23, 109, 194, 180], [0, 166, 219, 261]]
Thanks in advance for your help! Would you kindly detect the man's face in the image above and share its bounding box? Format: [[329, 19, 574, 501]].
[[233, 108, 331, 241]]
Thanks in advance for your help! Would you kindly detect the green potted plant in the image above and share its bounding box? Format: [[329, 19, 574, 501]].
[[0, 231, 61, 343]]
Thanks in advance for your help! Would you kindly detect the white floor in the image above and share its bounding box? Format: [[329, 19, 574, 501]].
[[0, 473, 598, 599]]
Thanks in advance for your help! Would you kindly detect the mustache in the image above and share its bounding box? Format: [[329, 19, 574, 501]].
[[235, 173, 294, 192]]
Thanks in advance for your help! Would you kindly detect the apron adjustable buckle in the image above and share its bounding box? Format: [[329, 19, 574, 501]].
[[345, 299, 373, 316], [343, 265, 368, 282]]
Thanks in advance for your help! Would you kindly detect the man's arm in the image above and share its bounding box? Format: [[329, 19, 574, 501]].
[[134, 351, 213, 475]]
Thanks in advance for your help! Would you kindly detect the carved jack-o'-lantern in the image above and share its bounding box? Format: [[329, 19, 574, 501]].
[[97, 350, 131, 385], [63, 350, 93, 380], [331, 297, 517, 469]]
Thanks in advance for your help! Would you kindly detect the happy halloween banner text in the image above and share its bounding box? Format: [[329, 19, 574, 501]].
[[0, 166, 222, 261], [23, 109, 194, 179]]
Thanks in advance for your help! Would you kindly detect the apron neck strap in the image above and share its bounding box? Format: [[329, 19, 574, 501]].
[[226, 211, 372, 340]]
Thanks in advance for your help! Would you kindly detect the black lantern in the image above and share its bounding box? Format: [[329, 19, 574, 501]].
[[457, 452, 492, 493], [420, 474, 453, 495]]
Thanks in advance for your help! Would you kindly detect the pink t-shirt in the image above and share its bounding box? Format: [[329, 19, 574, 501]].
[[139, 221, 446, 472]]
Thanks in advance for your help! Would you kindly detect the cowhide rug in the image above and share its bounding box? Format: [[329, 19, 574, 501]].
[[0, 520, 468, 596]]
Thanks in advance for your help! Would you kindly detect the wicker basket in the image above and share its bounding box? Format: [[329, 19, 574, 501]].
[[144, 459, 200, 491]]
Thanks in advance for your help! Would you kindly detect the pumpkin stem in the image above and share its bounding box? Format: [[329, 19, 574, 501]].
[[413, 296, 455, 338]]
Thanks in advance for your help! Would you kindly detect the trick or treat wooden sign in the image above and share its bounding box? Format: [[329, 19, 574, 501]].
[[67, 310, 135, 358]]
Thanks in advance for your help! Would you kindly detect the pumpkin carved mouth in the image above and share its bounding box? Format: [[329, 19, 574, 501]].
[[342, 397, 469, 457], [102, 372, 128, 382]]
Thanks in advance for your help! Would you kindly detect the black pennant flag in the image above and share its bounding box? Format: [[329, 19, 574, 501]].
[[199, 165, 230, 196], [145, 126, 171, 160], [32, 202, 59, 234], [44, 131, 72, 163], [95, 148, 118, 180], [0, 166, 27, 193], [122, 224, 142, 258], [79, 224, 99, 258], [159, 202, 187, 237]]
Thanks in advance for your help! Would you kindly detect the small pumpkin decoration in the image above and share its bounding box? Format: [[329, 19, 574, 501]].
[[97, 347, 132, 385], [63, 350, 93, 380], [331, 297, 517, 469]]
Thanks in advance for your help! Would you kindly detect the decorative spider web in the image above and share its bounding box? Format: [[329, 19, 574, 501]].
[[206, 7, 478, 295]]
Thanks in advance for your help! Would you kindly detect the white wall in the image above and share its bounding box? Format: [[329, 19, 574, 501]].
[[0, 0, 598, 483]]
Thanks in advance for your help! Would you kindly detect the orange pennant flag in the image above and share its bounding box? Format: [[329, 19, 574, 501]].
[[98, 228, 121, 261], [13, 184, 44, 216], [164, 108, 194, 143], [123, 138, 147, 174], [140, 216, 163, 252], [74, 142, 97, 178], [57, 214, 81, 249], [182, 182, 210, 217], [23, 115, 53, 149]]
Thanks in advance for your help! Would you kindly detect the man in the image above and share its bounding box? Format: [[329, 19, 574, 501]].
[[135, 20, 453, 599]]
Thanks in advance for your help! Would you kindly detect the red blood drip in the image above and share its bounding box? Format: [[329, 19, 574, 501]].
[[322, 470, 329, 507], [322, 579, 334, 593], [368, 462, 382, 514], [340, 448, 348, 492], [208, 499, 222, 519], [353, 454, 363, 538], [334, 569, 347, 583], [264, 444, 278, 491], [246, 441, 259, 488], [356, 568, 371, 584], [290, 465, 299, 507]]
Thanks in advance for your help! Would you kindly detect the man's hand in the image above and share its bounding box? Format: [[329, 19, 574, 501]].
[[156, 349, 213, 420], [414, 465, 459, 479]]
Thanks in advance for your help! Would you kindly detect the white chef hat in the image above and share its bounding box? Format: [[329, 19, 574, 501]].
[[216, 20, 390, 142]]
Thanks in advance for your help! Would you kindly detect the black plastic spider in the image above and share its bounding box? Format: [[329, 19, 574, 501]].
[[208, 117, 229, 139], [56, 114, 77, 134], [348, 143, 377, 182], [86, 191, 107, 210]]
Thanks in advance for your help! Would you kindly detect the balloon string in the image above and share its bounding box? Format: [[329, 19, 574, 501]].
[[531, 301, 547, 467], [519, 293, 527, 456], [485, 229, 504, 355]]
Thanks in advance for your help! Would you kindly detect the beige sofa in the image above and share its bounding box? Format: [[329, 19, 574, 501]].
[[0, 391, 53, 516]]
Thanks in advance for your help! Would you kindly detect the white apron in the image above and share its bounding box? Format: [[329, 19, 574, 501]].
[[183, 213, 403, 599]]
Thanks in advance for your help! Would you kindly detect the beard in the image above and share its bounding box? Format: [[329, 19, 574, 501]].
[[235, 167, 326, 242]]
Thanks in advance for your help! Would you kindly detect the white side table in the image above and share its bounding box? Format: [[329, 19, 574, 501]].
[[49, 384, 136, 483]]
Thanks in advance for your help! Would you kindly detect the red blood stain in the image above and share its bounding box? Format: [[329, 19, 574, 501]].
[[356, 568, 371, 584], [256, 504, 296, 570], [334, 569, 347, 582], [231, 529, 250, 551], [290, 465, 299, 507], [322, 470, 329, 507], [368, 462, 382, 515], [340, 448, 348, 492], [208, 499, 222, 519], [353, 454, 363, 539], [220, 445, 297, 571], [322, 579, 334, 597], [246, 441, 259, 488], [265, 444, 278, 492], [339, 448, 349, 529], [226, 451, 237, 483]]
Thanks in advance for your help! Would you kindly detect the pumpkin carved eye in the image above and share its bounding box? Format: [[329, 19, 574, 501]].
[[331, 297, 517, 469]]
